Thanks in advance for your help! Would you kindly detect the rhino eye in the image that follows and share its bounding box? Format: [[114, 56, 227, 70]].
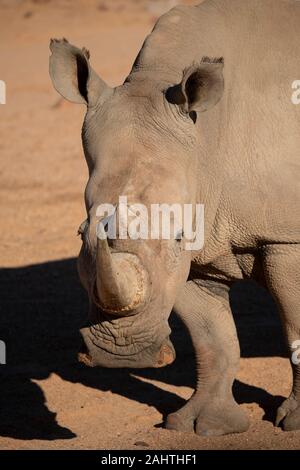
[[189, 111, 197, 124]]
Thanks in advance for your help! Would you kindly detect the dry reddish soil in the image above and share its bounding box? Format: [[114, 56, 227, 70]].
[[0, 0, 299, 450]]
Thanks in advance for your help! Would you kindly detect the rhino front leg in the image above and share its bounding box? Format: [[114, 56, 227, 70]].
[[263, 244, 300, 431], [166, 279, 249, 436]]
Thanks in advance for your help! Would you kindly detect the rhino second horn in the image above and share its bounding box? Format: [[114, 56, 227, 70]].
[[95, 237, 149, 315]]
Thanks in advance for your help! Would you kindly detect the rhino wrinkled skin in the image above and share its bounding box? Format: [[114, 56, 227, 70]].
[[49, 0, 300, 435]]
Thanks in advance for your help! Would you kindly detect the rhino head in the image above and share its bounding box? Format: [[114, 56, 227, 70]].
[[49, 38, 224, 369]]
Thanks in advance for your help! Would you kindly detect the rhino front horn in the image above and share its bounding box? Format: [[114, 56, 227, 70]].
[[95, 235, 150, 315]]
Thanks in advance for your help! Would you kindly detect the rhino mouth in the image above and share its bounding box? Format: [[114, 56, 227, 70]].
[[78, 319, 176, 369], [82, 322, 158, 356]]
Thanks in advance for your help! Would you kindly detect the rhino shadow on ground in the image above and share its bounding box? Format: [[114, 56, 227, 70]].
[[0, 258, 286, 440]]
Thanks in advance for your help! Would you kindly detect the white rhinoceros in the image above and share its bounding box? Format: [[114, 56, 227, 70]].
[[49, 0, 300, 435]]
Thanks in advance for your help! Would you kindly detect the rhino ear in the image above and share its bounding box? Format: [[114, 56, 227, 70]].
[[49, 38, 109, 106], [166, 57, 224, 113]]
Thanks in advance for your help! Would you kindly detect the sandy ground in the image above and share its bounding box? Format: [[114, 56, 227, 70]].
[[0, 0, 299, 450]]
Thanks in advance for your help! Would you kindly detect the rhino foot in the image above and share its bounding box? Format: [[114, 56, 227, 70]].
[[195, 400, 249, 436], [166, 396, 249, 436], [276, 394, 300, 431]]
